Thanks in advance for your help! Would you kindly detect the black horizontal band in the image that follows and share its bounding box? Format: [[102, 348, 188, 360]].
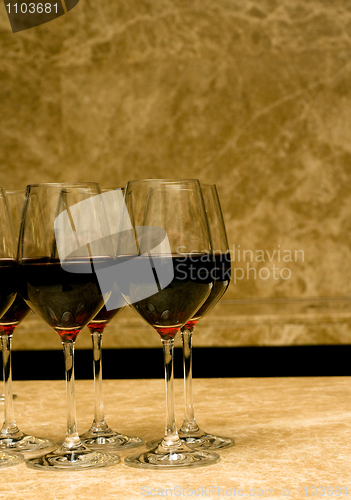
[[7, 345, 351, 380]]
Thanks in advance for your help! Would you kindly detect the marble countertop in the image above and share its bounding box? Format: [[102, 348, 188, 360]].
[[1, 377, 350, 499]]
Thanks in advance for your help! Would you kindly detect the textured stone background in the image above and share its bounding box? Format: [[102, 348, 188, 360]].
[[1, 0, 351, 311]]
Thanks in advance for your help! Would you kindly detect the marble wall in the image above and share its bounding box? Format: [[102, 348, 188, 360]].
[[1, 0, 351, 347]]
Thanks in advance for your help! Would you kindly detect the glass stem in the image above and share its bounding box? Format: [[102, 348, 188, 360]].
[[160, 338, 182, 450], [180, 328, 201, 435], [91, 331, 108, 431], [62, 341, 81, 449], [0, 334, 20, 437]]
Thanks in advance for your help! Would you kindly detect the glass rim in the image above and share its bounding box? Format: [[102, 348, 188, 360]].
[[5, 189, 25, 195], [126, 178, 201, 185], [25, 182, 100, 189]]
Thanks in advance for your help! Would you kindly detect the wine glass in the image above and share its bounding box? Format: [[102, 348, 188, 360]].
[[0, 187, 24, 468], [80, 188, 143, 451], [18, 183, 121, 470], [178, 184, 233, 449], [120, 179, 220, 469], [146, 184, 234, 451], [0, 190, 55, 456]]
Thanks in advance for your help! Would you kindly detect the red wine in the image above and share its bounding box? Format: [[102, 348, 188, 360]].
[[87, 284, 126, 333], [20, 257, 113, 342], [0, 295, 31, 336], [87, 307, 124, 334], [127, 254, 214, 339], [185, 252, 231, 327], [0, 259, 17, 320], [88, 280, 127, 333]]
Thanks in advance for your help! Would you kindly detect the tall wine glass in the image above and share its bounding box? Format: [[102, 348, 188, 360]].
[[120, 179, 220, 469], [80, 188, 143, 451], [0, 190, 54, 456], [178, 184, 233, 449], [18, 183, 120, 470], [146, 184, 233, 451], [0, 187, 24, 468]]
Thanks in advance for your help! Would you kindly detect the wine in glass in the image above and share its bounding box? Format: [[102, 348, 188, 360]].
[[120, 179, 220, 469], [0, 190, 54, 456], [80, 188, 143, 451], [0, 187, 24, 468], [18, 183, 121, 470]]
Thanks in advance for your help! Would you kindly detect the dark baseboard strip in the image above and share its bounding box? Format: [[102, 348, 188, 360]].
[[8, 345, 351, 380]]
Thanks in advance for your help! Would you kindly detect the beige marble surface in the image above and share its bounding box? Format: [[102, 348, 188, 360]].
[[1, 0, 351, 306], [0, 377, 350, 499]]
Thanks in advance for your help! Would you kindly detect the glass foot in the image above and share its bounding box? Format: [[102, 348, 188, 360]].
[[0, 450, 24, 468], [80, 428, 143, 451], [0, 434, 55, 455], [147, 433, 234, 451], [25, 442, 120, 470], [125, 442, 220, 469], [179, 433, 234, 450]]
